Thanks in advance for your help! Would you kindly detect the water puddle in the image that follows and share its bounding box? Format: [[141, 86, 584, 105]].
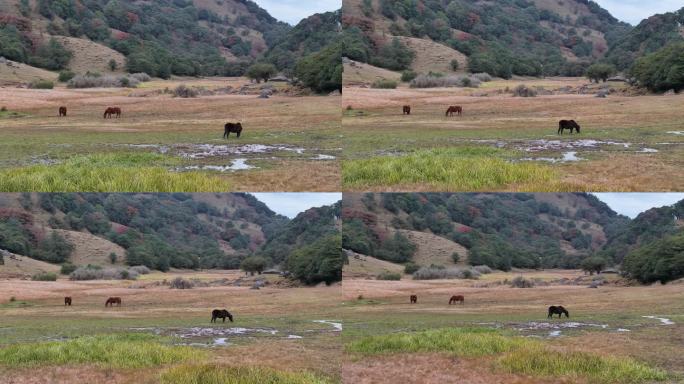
[[548, 330, 562, 337], [177, 144, 306, 159], [287, 335, 303, 339], [520, 151, 583, 163], [667, 131, 684, 136], [616, 328, 631, 332], [313, 320, 343, 332], [311, 154, 336, 160], [179, 159, 257, 172], [642, 316, 674, 325], [638, 148, 659, 153], [517, 139, 631, 152]]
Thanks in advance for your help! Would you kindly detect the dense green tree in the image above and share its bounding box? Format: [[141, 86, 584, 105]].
[[240, 256, 269, 275], [585, 63, 617, 83], [246, 63, 277, 83], [630, 42, 684, 92]]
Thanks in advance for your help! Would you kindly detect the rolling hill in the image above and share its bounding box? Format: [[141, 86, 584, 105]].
[[342, 0, 643, 79]]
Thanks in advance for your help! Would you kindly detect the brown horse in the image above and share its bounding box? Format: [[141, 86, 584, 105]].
[[403, 105, 411, 115], [548, 305, 569, 318], [211, 309, 234, 323], [64, 297, 72, 306], [104, 107, 122, 119], [105, 297, 122, 307], [58, 107, 67, 117], [224, 122, 243, 139], [558, 120, 580, 135], [446, 106, 462, 117], [410, 295, 417, 304], [449, 295, 464, 305]]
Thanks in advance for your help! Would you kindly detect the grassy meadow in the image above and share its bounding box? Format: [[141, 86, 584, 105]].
[[0, 270, 342, 384], [341, 78, 684, 192], [0, 78, 340, 192], [341, 270, 684, 384]]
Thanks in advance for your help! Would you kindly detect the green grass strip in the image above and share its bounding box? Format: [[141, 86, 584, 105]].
[[160, 364, 333, 384]]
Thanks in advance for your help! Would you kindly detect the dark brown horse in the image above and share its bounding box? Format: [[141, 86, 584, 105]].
[[403, 105, 411, 115], [548, 305, 569, 318], [224, 122, 243, 139], [105, 297, 122, 307], [104, 107, 122, 119], [59, 107, 67, 117], [446, 106, 462, 117], [449, 295, 464, 305], [64, 297, 72, 306], [410, 295, 417, 304], [211, 309, 234, 323], [558, 120, 580, 135]]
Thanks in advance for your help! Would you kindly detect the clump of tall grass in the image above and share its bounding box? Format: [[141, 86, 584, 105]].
[[0, 153, 230, 192], [160, 364, 332, 384], [169, 276, 194, 289], [173, 84, 199, 98], [28, 80, 54, 89], [377, 272, 401, 281], [413, 266, 481, 280], [31, 272, 57, 281], [129, 265, 151, 275], [70, 266, 139, 280], [510, 276, 535, 288], [371, 79, 398, 89], [512, 84, 537, 97], [67, 73, 149, 88], [346, 328, 535, 357], [498, 345, 668, 383], [472, 265, 493, 274], [0, 334, 204, 369], [471, 73, 493, 82], [410, 74, 481, 88], [342, 147, 557, 191]]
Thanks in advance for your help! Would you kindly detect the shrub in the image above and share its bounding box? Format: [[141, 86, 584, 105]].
[[472, 73, 492, 82], [173, 84, 198, 98], [109, 252, 117, 264], [69, 266, 139, 280], [585, 63, 616, 83], [413, 266, 481, 280], [169, 277, 194, 289], [58, 70, 75, 82], [108, 59, 117, 71], [29, 80, 54, 89], [631, 42, 684, 93], [129, 265, 151, 275], [404, 262, 420, 274], [67, 74, 141, 89], [472, 265, 493, 274], [512, 85, 537, 97], [510, 276, 535, 288], [60, 263, 77, 275], [451, 252, 461, 263], [31, 272, 57, 281], [129, 73, 151, 82], [377, 272, 401, 280], [246, 63, 277, 83], [240, 256, 268, 276], [371, 79, 398, 89], [401, 70, 417, 82], [450, 59, 459, 71], [410, 74, 481, 88]]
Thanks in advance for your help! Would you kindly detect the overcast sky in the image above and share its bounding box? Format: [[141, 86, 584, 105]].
[[592, 193, 684, 218], [251, 193, 341, 218], [592, 0, 683, 25], [254, 0, 340, 25]]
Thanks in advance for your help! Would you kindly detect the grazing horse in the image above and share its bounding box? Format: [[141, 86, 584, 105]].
[[446, 106, 462, 117], [410, 295, 418, 304], [104, 107, 122, 119], [449, 295, 464, 305], [64, 297, 72, 306], [403, 105, 411, 115], [558, 120, 580, 135], [211, 309, 234, 323], [224, 122, 243, 139], [58, 107, 67, 117], [105, 297, 122, 307], [548, 305, 569, 318]]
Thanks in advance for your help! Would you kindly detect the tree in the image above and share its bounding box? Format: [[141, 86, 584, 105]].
[[245, 63, 277, 83], [295, 41, 342, 93], [240, 256, 268, 276], [450, 59, 459, 71], [287, 234, 342, 285], [630, 42, 684, 93], [585, 63, 616, 83], [109, 252, 117, 264], [581, 256, 607, 275], [109, 59, 118, 71]]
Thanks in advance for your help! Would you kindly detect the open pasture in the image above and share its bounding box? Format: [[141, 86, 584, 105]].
[[342, 270, 684, 384], [0, 270, 342, 383], [0, 78, 340, 192], [341, 79, 684, 192]]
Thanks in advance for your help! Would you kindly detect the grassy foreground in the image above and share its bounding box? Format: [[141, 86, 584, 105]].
[[0, 334, 205, 368], [0, 153, 230, 192], [346, 328, 667, 384], [160, 365, 332, 384]]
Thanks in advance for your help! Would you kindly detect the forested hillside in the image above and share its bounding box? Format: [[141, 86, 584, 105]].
[[0, 193, 342, 284], [342, 0, 631, 77]]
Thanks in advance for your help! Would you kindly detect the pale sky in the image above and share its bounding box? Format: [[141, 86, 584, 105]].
[[592, 193, 684, 218], [254, 0, 341, 25], [251, 193, 341, 218], [592, 0, 684, 25]]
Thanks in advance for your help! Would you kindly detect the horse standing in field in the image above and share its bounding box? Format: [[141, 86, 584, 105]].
[[105, 297, 122, 307], [449, 295, 464, 305], [224, 122, 243, 139], [558, 120, 580, 135], [104, 107, 122, 119], [410, 295, 418, 304], [58, 107, 67, 117], [403, 105, 411, 115], [211, 309, 234, 323], [446, 106, 462, 117], [64, 297, 72, 306], [548, 305, 569, 318]]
